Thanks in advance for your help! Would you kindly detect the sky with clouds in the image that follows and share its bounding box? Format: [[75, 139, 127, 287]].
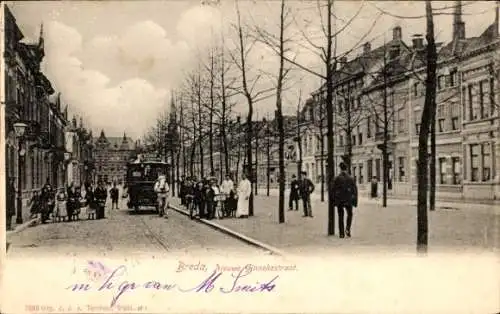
[[7, 0, 497, 140]]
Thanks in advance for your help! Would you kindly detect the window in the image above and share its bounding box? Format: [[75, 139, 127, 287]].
[[359, 164, 364, 184], [490, 78, 496, 117], [352, 166, 357, 182], [451, 117, 459, 130], [482, 143, 491, 181], [413, 82, 419, 96], [367, 159, 373, 179], [352, 135, 356, 146], [479, 80, 487, 118], [338, 100, 343, 113], [479, 80, 493, 118], [470, 144, 480, 182], [398, 157, 406, 182], [415, 123, 420, 135], [309, 107, 314, 121], [398, 108, 406, 133], [367, 117, 372, 138], [437, 75, 445, 90], [438, 157, 446, 184], [339, 135, 343, 147], [438, 118, 445, 132], [358, 127, 363, 145], [449, 70, 457, 87], [451, 157, 461, 184], [468, 85, 473, 120]]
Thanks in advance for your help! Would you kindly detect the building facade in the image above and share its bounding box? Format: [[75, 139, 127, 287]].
[[94, 131, 134, 184], [4, 5, 67, 224], [304, 1, 500, 201], [3, 5, 93, 225]]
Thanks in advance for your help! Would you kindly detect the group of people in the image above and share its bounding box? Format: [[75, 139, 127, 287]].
[[288, 164, 359, 239], [178, 173, 252, 219], [27, 179, 111, 223], [288, 172, 316, 217]]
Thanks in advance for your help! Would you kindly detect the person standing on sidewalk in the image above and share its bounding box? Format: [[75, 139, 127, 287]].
[[289, 174, 300, 211], [236, 172, 251, 218], [110, 183, 119, 210], [300, 171, 315, 217], [220, 174, 234, 213], [94, 180, 108, 219], [332, 162, 358, 238], [370, 176, 378, 198]]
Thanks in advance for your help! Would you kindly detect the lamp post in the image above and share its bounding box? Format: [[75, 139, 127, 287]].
[[14, 122, 28, 224]]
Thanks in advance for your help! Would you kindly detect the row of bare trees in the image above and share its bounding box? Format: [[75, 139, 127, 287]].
[[140, 0, 477, 253]]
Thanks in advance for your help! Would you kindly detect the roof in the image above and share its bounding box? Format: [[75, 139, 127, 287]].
[[94, 131, 134, 151]]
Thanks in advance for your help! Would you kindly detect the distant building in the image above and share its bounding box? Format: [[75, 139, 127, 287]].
[[93, 131, 134, 184]]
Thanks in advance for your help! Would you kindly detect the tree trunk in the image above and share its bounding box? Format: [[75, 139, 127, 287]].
[[236, 140, 242, 182], [255, 126, 259, 195], [417, 0, 437, 254], [320, 130, 325, 202], [382, 52, 389, 208], [429, 113, 436, 211], [190, 144, 195, 177], [297, 110, 303, 178], [219, 132, 224, 182], [276, 0, 286, 224], [176, 151, 181, 194], [326, 0, 336, 236], [209, 51, 215, 176], [245, 109, 254, 216], [171, 148, 176, 197], [267, 132, 271, 196]]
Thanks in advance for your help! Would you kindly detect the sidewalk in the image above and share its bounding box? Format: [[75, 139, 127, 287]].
[[170, 195, 499, 255], [256, 188, 500, 212]]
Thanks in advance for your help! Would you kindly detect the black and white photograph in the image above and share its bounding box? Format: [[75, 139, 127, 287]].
[[1, 0, 499, 313]]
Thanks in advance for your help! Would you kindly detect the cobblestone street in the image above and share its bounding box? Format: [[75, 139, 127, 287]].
[[6, 200, 266, 258], [170, 193, 500, 255]]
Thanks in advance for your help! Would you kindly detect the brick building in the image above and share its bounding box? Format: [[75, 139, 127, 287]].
[[302, 1, 500, 201], [3, 5, 70, 225], [94, 131, 134, 184]]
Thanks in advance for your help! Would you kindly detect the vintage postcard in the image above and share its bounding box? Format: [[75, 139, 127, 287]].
[[1, 0, 499, 313]]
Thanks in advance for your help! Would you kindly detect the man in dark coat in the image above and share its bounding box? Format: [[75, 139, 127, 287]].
[[40, 180, 55, 223], [288, 174, 300, 211], [179, 176, 186, 205], [94, 180, 108, 219], [332, 162, 358, 238], [110, 183, 119, 210], [300, 172, 315, 217], [194, 179, 206, 218]]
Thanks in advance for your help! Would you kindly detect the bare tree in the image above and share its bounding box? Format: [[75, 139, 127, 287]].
[[227, 0, 275, 216], [416, 0, 437, 254], [254, 0, 378, 234]]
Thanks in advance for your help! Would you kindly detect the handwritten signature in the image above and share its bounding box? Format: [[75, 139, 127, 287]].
[[68, 262, 279, 307]]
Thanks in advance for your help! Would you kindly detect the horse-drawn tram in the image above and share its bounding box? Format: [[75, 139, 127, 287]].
[[125, 154, 170, 213]]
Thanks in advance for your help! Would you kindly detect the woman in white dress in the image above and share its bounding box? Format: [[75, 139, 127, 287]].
[[236, 173, 251, 218]]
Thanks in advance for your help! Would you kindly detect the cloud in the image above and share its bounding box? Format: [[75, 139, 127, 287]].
[[41, 21, 169, 139]]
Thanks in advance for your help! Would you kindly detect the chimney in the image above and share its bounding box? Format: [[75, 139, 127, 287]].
[[453, 0, 466, 40], [412, 34, 424, 50], [389, 44, 400, 59], [392, 26, 402, 41], [363, 42, 371, 53]]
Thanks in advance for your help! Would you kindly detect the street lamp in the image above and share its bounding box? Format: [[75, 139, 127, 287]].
[[13, 122, 28, 224]]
